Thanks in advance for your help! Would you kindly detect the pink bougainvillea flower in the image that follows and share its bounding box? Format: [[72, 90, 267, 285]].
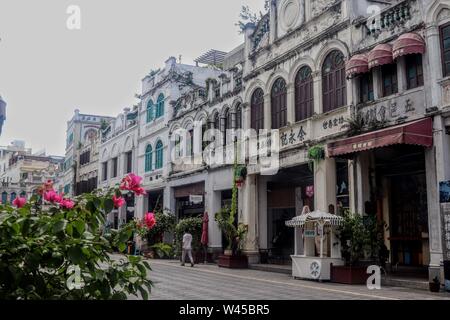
[[112, 195, 126, 209], [44, 190, 65, 204], [144, 212, 156, 230], [12, 197, 27, 208], [120, 173, 146, 196], [60, 199, 75, 210]]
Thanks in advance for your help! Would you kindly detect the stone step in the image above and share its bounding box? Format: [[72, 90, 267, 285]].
[[249, 264, 292, 275], [382, 276, 429, 291]]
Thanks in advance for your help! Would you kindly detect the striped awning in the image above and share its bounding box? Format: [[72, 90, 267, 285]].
[[285, 210, 343, 228], [345, 54, 369, 78], [393, 32, 426, 60], [368, 44, 394, 69]]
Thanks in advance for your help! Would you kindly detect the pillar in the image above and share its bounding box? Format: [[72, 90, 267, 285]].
[[314, 158, 336, 212], [264, 93, 271, 129], [287, 83, 295, 124], [241, 174, 259, 263]]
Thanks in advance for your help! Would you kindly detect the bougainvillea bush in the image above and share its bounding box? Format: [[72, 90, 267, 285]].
[[0, 175, 153, 300]]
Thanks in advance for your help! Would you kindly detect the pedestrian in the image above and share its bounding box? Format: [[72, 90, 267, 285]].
[[181, 231, 194, 267]]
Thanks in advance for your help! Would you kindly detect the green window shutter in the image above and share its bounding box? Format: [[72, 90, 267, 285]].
[[145, 145, 153, 172]]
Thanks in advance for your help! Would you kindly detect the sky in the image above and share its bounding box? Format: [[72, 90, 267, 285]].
[[0, 0, 265, 156]]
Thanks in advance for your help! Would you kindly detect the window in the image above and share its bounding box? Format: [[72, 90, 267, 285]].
[[187, 129, 194, 156], [1, 192, 7, 204], [111, 157, 118, 178], [126, 151, 133, 173], [145, 145, 153, 172], [405, 54, 424, 90], [322, 50, 347, 112], [201, 122, 208, 151], [381, 63, 398, 97], [251, 88, 264, 131], [223, 109, 233, 145], [146, 100, 154, 123], [235, 105, 242, 129], [79, 150, 90, 166], [271, 78, 287, 129], [440, 22, 450, 77], [213, 113, 220, 147], [155, 141, 164, 169], [156, 94, 165, 118], [359, 72, 374, 103], [102, 162, 108, 181], [295, 66, 314, 121]]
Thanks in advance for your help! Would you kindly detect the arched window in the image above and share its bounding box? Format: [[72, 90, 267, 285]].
[[322, 50, 346, 112], [223, 109, 233, 145], [146, 99, 154, 123], [251, 88, 264, 131], [155, 140, 164, 169], [1, 192, 7, 204], [20, 191, 26, 198], [295, 66, 314, 121], [10, 192, 16, 204], [145, 145, 153, 172], [271, 78, 287, 129], [235, 104, 242, 129], [156, 94, 165, 118]]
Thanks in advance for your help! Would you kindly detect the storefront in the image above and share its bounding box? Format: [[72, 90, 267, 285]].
[[328, 117, 433, 275], [173, 182, 205, 219], [259, 164, 314, 264]]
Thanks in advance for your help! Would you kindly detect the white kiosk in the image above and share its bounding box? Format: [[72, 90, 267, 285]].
[[286, 209, 344, 281]]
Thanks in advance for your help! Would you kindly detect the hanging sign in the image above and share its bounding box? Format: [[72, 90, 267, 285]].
[[304, 230, 316, 238], [189, 195, 203, 204]]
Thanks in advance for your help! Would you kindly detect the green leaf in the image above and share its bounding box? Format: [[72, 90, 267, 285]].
[[73, 220, 85, 235], [103, 199, 114, 213], [118, 243, 126, 253], [68, 246, 84, 265], [53, 220, 67, 234], [138, 286, 149, 300]]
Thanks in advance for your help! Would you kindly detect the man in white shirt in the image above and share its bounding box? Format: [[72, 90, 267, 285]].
[[181, 232, 194, 267]]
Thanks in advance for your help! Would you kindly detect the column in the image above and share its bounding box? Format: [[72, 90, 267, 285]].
[[312, 72, 321, 115], [264, 94, 271, 129], [241, 174, 259, 263], [355, 152, 371, 215], [205, 179, 222, 256], [425, 25, 442, 108], [314, 158, 336, 212]]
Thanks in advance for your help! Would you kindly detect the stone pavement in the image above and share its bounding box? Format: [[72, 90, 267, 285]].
[[142, 259, 450, 300]]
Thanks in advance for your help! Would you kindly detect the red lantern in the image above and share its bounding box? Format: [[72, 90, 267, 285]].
[[306, 185, 314, 198], [235, 177, 244, 188]]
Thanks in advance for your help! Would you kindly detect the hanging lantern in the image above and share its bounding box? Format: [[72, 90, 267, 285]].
[[306, 185, 314, 198]]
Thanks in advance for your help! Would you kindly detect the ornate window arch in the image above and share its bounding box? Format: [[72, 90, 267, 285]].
[[251, 88, 264, 131], [147, 99, 154, 123], [155, 140, 164, 169], [156, 94, 165, 118], [271, 78, 287, 129], [322, 50, 346, 112], [295, 66, 314, 121], [145, 144, 153, 172]]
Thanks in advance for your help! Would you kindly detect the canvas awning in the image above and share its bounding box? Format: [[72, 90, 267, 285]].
[[368, 44, 394, 69], [345, 54, 369, 78], [285, 210, 343, 228], [328, 118, 433, 157], [393, 32, 426, 60]]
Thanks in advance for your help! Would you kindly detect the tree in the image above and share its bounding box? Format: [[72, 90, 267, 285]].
[[235, 0, 270, 34]]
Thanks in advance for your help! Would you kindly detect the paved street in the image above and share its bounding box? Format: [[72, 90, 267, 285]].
[[145, 259, 450, 300]]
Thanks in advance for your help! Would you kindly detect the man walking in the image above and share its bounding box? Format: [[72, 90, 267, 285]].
[[181, 231, 194, 267]]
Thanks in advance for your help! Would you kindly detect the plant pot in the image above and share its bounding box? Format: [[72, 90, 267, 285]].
[[429, 282, 441, 293], [218, 255, 248, 269], [330, 264, 368, 285], [224, 249, 233, 256]]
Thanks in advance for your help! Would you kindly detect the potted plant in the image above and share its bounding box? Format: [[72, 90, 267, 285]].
[[331, 211, 385, 285], [429, 276, 441, 293], [215, 143, 249, 268]]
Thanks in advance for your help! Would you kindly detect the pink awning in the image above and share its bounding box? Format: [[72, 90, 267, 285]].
[[368, 44, 394, 69], [345, 54, 369, 78], [393, 32, 426, 59], [328, 118, 433, 157]]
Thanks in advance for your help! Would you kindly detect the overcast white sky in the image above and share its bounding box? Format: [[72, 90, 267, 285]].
[[0, 0, 265, 156]]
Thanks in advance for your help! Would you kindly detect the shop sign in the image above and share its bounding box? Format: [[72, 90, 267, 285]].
[[280, 125, 307, 149], [189, 195, 203, 204], [440, 181, 450, 204], [304, 230, 316, 238]]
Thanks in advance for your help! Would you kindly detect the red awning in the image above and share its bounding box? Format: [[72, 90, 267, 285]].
[[345, 54, 369, 78], [368, 44, 394, 69], [328, 118, 433, 157], [393, 32, 425, 59]]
